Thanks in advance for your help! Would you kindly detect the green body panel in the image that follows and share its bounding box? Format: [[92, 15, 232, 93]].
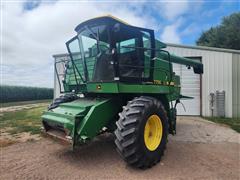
[[76, 98, 123, 141], [86, 82, 180, 97], [155, 40, 167, 49], [153, 57, 172, 82], [42, 99, 99, 137], [87, 83, 119, 93], [42, 97, 124, 145], [118, 83, 170, 94]]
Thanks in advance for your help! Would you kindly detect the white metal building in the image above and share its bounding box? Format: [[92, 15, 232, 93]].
[[166, 43, 239, 118], [53, 44, 240, 118]]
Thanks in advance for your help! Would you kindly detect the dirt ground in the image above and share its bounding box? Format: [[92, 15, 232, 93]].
[[0, 102, 49, 114], [0, 116, 239, 180]]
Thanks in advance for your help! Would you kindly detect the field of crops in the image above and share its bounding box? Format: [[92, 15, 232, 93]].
[[0, 85, 53, 103]]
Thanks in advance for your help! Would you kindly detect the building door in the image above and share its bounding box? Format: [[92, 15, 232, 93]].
[[173, 57, 201, 115]]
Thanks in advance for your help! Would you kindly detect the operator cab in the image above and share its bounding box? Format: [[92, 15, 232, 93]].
[[66, 15, 155, 84]]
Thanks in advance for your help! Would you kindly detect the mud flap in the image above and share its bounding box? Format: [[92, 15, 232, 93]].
[[169, 108, 177, 135]]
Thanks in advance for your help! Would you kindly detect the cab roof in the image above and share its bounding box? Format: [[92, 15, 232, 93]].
[[75, 15, 137, 33], [74, 15, 167, 49]]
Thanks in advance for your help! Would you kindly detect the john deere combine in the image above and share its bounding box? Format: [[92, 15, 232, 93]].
[[42, 15, 203, 168]]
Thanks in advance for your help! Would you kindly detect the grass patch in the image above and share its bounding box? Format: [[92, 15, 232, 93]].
[[0, 106, 47, 135], [204, 117, 240, 133], [1, 99, 51, 107]]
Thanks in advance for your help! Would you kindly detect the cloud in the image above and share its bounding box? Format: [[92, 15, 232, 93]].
[[1, 1, 156, 87], [181, 23, 200, 36], [1, 0, 211, 88], [160, 19, 183, 44], [181, 22, 212, 38], [155, 1, 189, 21]]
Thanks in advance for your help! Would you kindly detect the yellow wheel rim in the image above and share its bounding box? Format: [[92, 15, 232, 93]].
[[144, 115, 163, 151]]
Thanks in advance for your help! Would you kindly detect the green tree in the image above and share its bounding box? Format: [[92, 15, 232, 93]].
[[196, 12, 240, 50], [0, 85, 53, 103]]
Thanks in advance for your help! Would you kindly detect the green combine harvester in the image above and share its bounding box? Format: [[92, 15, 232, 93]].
[[42, 15, 203, 169]]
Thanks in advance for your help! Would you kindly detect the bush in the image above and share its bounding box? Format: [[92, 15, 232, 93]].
[[0, 85, 53, 103]]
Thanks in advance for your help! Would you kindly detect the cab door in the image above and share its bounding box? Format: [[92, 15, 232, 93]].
[[113, 25, 155, 83]]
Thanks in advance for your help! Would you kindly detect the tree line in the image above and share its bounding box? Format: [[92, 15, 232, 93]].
[[197, 12, 240, 50], [0, 85, 53, 103]]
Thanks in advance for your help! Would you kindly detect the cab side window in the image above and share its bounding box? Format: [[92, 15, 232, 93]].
[[117, 37, 142, 78], [117, 38, 136, 53]]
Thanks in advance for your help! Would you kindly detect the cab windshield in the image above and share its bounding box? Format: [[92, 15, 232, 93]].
[[67, 24, 114, 83]]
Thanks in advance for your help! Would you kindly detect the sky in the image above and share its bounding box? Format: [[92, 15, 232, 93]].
[[1, 0, 239, 88]]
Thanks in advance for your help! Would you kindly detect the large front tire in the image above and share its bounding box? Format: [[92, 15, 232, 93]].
[[114, 96, 168, 169]]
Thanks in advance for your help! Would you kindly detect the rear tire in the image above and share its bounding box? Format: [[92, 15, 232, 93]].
[[114, 96, 168, 169]]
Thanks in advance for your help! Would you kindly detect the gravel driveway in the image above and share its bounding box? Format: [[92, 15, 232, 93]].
[[1, 116, 239, 180]]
